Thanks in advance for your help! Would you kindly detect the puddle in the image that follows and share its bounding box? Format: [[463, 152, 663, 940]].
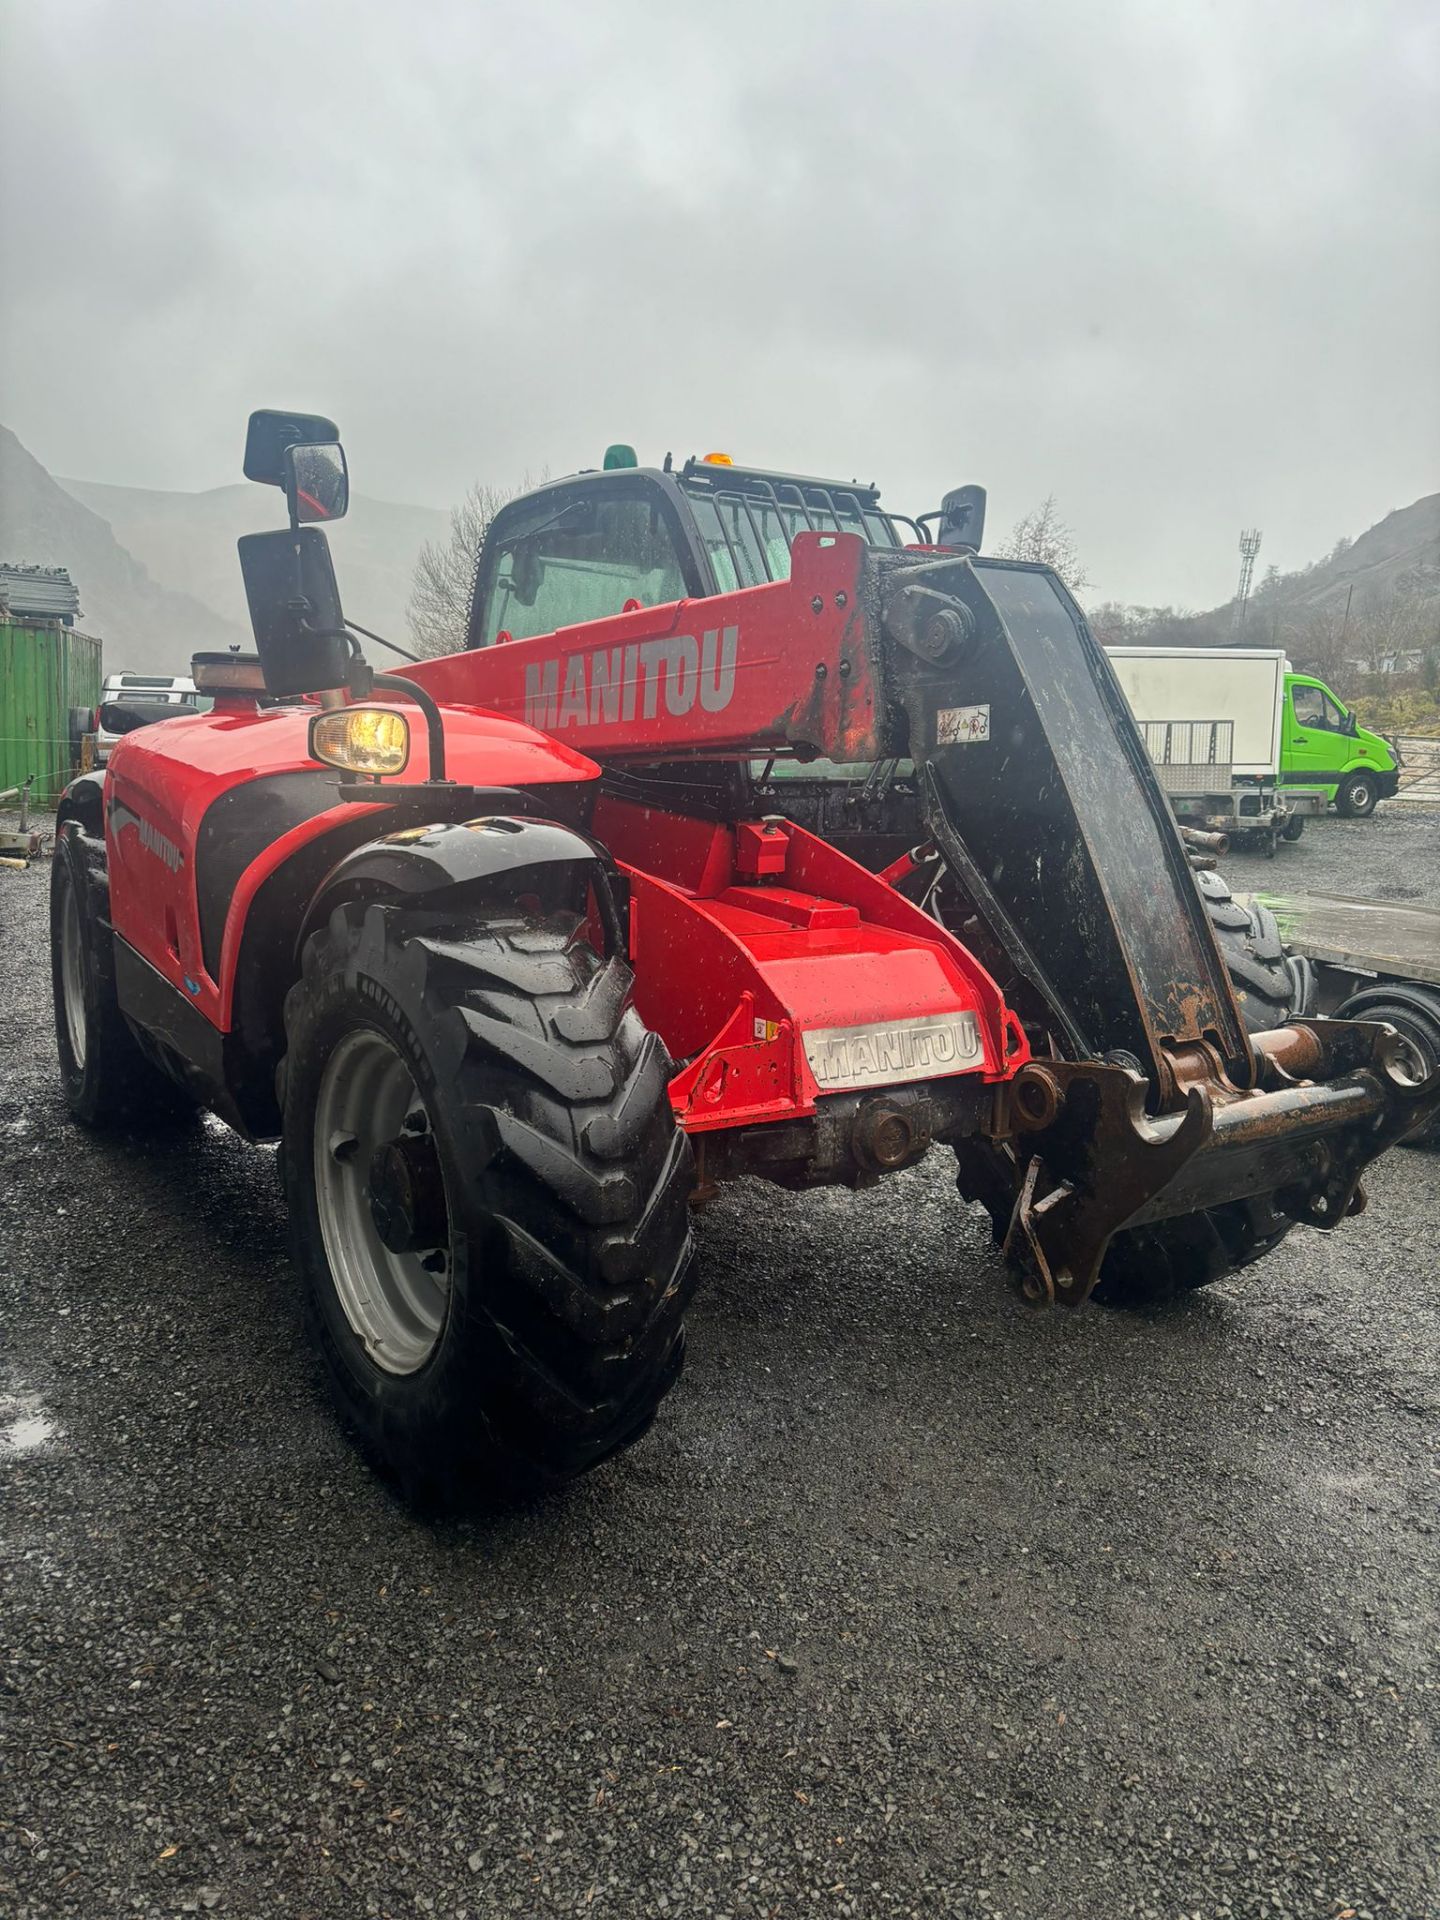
[[0, 1394, 62, 1456]]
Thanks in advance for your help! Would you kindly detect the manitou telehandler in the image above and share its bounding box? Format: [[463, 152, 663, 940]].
[[50, 413, 1437, 1502]]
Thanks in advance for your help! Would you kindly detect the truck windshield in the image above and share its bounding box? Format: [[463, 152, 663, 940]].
[[681, 483, 903, 590]]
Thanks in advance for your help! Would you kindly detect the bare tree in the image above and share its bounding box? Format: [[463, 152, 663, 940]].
[[993, 494, 1092, 592], [406, 477, 539, 657]]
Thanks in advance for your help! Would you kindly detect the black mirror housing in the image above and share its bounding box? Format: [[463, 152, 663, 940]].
[[244, 409, 340, 488], [285, 442, 349, 524], [937, 485, 987, 553], [237, 527, 351, 696]]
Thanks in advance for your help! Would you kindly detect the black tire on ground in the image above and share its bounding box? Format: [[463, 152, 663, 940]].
[[1333, 984, 1440, 1150], [50, 821, 196, 1129], [1092, 863, 1310, 1303], [1336, 772, 1378, 817], [279, 898, 696, 1505], [958, 863, 1309, 1307], [1280, 811, 1305, 841], [1192, 866, 1298, 1033]]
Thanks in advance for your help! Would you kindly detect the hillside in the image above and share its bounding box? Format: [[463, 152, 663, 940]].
[[0, 426, 248, 672], [1090, 490, 1440, 660], [61, 477, 447, 652], [1265, 491, 1440, 616], [0, 423, 449, 674]]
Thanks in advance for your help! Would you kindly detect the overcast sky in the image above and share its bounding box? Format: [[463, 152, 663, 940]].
[[2, 0, 1436, 606]]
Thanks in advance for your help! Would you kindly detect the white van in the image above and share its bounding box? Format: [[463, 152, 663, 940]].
[[94, 674, 210, 764]]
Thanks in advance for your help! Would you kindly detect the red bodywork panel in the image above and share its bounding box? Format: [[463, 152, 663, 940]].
[[592, 799, 1023, 1130], [104, 698, 598, 1030]]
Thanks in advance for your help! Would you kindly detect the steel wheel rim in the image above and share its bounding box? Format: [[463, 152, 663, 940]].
[[1389, 1025, 1432, 1086], [1351, 781, 1372, 810], [60, 875, 88, 1070], [313, 1028, 451, 1375]]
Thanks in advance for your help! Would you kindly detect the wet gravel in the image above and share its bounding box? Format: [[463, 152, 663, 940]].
[[3, 817, 1438, 1920], [1221, 802, 1440, 901]]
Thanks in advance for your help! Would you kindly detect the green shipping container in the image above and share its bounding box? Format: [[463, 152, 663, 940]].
[[0, 621, 103, 805]]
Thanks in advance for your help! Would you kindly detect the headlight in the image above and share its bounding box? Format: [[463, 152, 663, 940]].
[[308, 705, 411, 776]]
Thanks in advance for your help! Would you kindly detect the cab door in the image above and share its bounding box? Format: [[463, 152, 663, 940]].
[[466, 476, 705, 651], [1285, 677, 1348, 795]]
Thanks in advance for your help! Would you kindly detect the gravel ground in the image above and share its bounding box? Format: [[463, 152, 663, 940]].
[[1220, 802, 1440, 901], [2, 815, 1438, 1920]]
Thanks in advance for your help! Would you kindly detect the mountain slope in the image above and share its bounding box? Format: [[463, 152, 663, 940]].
[[1272, 492, 1440, 615], [61, 476, 448, 647], [1091, 489, 1440, 656], [0, 426, 248, 672]]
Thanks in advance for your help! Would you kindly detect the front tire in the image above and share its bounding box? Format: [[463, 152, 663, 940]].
[[50, 821, 195, 1129], [1336, 773, 1378, 818], [280, 898, 696, 1504]]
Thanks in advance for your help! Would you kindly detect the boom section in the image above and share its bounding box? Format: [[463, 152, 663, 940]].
[[406, 533, 889, 765]]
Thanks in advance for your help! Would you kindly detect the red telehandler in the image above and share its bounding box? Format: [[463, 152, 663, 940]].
[[50, 413, 1437, 1502]]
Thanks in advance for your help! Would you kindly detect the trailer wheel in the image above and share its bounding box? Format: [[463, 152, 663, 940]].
[[50, 822, 196, 1129], [1280, 811, 1305, 841], [279, 898, 696, 1505], [1333, 984, 1440, 1149], [1336, 773, 1378, 818]]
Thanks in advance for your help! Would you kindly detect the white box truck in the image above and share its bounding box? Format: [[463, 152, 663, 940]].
[[1105, 646, 1325, 854]]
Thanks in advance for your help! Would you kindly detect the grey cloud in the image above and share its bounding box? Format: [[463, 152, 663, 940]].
[[2, 0, 1435, 607]]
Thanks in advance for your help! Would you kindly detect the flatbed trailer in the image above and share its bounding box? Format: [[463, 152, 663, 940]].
[[1246, 890, 1440, 1001], [1245, 889, 1440, 1142]]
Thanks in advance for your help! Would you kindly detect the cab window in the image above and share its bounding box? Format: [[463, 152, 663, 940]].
[[473, 491, 689, 646], [685, 489, 898, 591], [1321, 691, 1347, 730], [1292, 683, 1326, 727]]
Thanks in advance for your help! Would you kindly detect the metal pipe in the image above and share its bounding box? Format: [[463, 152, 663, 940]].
[[372, 673, 448, 782]]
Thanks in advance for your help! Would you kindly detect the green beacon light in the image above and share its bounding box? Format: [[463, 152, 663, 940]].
[[603, 443, 638, 470]]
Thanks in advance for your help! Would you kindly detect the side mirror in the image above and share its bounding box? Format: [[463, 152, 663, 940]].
[[937, 485, 986, 553], [243, 408, 341, 487], [237, 528, 352, 697], [511, 544, 544, 606], [285, 442, 349, 524]]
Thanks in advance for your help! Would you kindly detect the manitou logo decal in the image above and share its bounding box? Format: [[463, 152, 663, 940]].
[[108, 800, 184, 873], [524, 626, 739, 731], [803, 1013, 982, 1092]]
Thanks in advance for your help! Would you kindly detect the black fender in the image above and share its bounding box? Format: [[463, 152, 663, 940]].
[[298, 815, 629, 962], [55, 770, 107, 839]]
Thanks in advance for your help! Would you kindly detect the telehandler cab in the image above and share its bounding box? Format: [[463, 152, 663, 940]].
[[50, 414, 1438, 1502]]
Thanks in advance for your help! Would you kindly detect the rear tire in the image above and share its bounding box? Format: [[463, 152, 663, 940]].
[[280, 898, 696, 1505], [1280, 811, 1305, 841], [50, 821, 196, 1129], [1192, 867, 1297, 1033], [1336, 773, 1378, 818], [959, 863, 1310, 1307], [1092, 863, 1311, 1304]]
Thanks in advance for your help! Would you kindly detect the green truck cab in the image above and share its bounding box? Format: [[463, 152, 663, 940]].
[[1282, 673, 1399, 817]]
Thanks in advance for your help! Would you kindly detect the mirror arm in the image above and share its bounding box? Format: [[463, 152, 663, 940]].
[[346, 618, 419, 664]]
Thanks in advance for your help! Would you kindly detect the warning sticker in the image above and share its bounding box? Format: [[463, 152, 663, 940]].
[[937, 703, 991, 745]]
